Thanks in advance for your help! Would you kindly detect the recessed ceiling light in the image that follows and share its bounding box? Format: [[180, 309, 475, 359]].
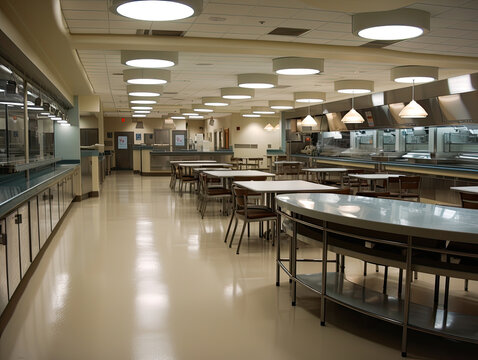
[[220, 87, 254, 99], [127, 84, 162, 97], [334, 80, 374, 94], [202, 97, 229, 107], [121, 50, 178, 68], [123, 69, 170, 85], [269, 100, 294, 110], [352, 8, 430, 41], [193, 104, 214, 112], [189, 115, 204, 119], [110, 0, 203, 21], [238, 73, 278, 89], [273, 57, 324, 75], [294, 91, 326, 103], [134, 110, 151, 114], [131, 106, 153, 110], [171, 115, 186, 119], [252, 106, 275, 115], [132, 114, 147, 118], [240, 110, 260, 118], [391, 65, 438, 83]]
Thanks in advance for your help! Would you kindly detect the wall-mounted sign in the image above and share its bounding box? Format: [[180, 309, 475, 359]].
[[365, 111, 374, 127], [136, 133, 142, 141], [175, 134, 185, 146], [118, 136, 128, 149]]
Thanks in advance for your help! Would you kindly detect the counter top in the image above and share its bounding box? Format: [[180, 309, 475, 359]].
[[143, 149, 234, 155], [276, 193, 478, 243], [0, 164, 78, 217]]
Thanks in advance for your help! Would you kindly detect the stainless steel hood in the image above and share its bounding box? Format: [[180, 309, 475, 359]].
[[284, 72, 478, 131]]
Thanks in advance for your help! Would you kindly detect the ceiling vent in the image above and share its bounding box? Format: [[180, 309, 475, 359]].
[[360, 40, 402, 48], [268, 27, 310, 36], [136, 29, 185, 37]]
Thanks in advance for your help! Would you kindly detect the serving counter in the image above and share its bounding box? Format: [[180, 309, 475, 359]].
[[276, 193, 478, 357], [290, 154, 478, 204], [133, 146, 233, 175]]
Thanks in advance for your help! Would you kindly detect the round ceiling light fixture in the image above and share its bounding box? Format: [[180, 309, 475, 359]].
[[202, 97, 229, 107], [241, 110, 260, 118], [221, 87, 254, 99], [237, 73, 278, 89], [252, 106, 275, 115], [110, 0, 202, 21], [181, 108, 198, 116], [334, 80, 374, 94], [269, 100, 294, 110], [129, 96, 158, 105], [273, 57, 324, 75], [121, 50, 178, 68], [294, 91, 326, 103], [391, 65, 438, 84], [193, 104, 214, 113], [131, 106, 153, 110], [352, 8, 430, 41], [127, 84, 162, 97], [123, 69, 170, 85]]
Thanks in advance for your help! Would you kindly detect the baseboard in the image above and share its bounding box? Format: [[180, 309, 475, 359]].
[[140, 172, 169, 177]]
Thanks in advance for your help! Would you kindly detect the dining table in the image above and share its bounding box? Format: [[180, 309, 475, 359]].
[[302, 168, 348, 184], [349, 173, 402, 191]]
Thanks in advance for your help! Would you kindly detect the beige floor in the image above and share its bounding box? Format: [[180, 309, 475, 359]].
[[0, 172, 476, 360]]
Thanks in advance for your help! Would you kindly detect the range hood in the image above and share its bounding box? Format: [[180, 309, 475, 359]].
[[284, 72, 478, 131]]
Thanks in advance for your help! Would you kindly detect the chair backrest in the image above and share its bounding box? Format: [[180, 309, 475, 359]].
[[233, 186, 250, 209], [460, 192, 478, 209], [347, 169, 366, 175], [399, 176, 421, 191]]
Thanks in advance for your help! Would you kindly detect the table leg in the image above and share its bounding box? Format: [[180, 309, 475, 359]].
[[276, 211, 281, 286]]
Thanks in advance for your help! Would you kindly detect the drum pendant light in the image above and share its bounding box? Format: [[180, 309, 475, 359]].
[[202, 97, 229, 107], [352, 8, 430, 41], [269, 100, 294, 110], [127, 84, 162, 97], [121, 50, 178, 68], [399, 81, 428, 118], [273, 57, 324, 75], [391, 65, 438, 84], [123, 69, 170, 85], [335, 80, 374, 94], [294, 92, 326, 103], [238, 74, 278, 89], [221, 87, 254, 99], [111, 0, 203, 21]]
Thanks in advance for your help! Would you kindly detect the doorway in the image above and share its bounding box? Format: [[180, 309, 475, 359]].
[[114, 131, 134, 170]]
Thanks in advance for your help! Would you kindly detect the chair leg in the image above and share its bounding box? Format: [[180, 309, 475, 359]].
[[363, 261, 367, 276], [201, 199, 208, 218], [335, 254, 340, 272], [376, 264, 379, 272], [236, 221, 247, 254], [414, 271, 418, 280], [383, 266, 388, 294], [434, 275, 440, 305], [229, 219, 239, 248], [465, 279, 469, 291], [247, 223, 250, 237], [340, 255, 345, 273], [444, 276, 450, 311], [224, 211, 235, 243], [398, 269, 403, 297]]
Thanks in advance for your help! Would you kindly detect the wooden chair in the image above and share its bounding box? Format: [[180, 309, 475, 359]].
[[197, 173, 231, 218], [228, 186, 278, 254], [178, 165, 197, 196], [343, 169, 369, 190], [224, 177, 266, 244], [389, 176, 421, 201], [460, 192, 478, 209]]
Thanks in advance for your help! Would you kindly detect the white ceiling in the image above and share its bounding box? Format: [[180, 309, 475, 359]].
[[60, 0, 478, 117]]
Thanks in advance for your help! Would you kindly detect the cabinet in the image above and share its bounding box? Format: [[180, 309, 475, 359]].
[[38, 190, 51, 248], [50, 184, 59, 230], [0, 219, 7, 313], [17, 204, 30, 279], [5, 211, 21, 299], [29, 197, 40, 262]]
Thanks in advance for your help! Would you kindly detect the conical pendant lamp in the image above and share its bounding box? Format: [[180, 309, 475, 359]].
[[302, 105, 317, 126], [399, 80, 428, 118], [341, 94, 365, 123]]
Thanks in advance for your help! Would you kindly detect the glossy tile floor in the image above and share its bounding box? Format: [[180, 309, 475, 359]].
[[0, 173, 477, 360]]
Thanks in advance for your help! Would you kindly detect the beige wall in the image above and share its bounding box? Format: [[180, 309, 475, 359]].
[[80, 115, 98, 129]]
